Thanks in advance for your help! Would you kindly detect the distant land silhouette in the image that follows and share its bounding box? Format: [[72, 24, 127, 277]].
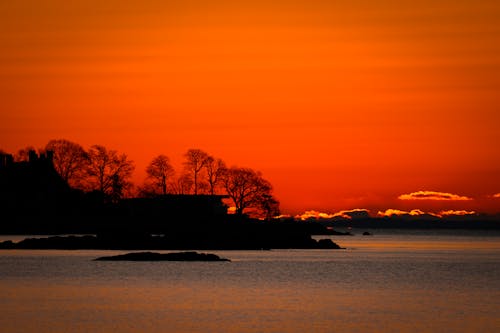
[[0, 148, 499, 251], [0, 149, 344, 249], [293, 214, 500, 231]]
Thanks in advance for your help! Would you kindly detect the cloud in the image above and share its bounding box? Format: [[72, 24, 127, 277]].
[[398, 190, 472, 201], [295, 209, 370, 220], [296, 210, 336, 220], [493, 193, 500, 198], [334, 209, 370, 219], [438, 210, 476, 216], [377, 209, 428, 217], [296, 207, 480, 221], [378, 208, 476, 218]]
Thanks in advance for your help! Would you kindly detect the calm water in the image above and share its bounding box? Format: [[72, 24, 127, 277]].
[[1, 230, 499, 333]]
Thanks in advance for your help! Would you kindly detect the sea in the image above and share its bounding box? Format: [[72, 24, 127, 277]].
[[0, 229, 499, 333]]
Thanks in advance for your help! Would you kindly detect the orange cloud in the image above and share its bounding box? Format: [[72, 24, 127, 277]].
[[296, 210, 335, 220], [493, 193, 500, 198], [378, 209, 476, 218], [295, 208, 370, 220], [333, 209, 370, 219], [377, 209, 429, 217], [275, 214, 292, 219], [398, 191, 472, 201], [438, 210, 476, 216]]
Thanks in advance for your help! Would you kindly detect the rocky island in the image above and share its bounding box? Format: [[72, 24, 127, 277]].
[[94, 251, 230, 262]]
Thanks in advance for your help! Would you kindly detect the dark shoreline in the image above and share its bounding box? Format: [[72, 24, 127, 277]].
[[0, 216, 349, 250], [1, 215, 499, 251], [0, 232, 343, 251]]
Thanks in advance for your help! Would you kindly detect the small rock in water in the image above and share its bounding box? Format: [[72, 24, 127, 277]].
[[94, 251, 230, 262]]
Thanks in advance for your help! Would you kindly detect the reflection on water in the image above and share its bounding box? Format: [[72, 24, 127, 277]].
[[0, 232, 499, 333]]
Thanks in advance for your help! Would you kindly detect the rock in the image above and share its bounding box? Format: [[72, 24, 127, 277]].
[[94, 251, 230, 262], [316, 239, 343, 249], [0, 240, 14, 249]]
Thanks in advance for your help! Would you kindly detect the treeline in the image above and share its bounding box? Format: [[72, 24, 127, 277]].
[[4, 139, 280, 219]]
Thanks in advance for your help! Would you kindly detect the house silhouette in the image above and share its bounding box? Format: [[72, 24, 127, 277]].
[[0, 150, 73, 217]]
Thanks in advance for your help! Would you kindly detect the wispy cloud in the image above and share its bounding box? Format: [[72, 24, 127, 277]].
[[377, 209, 429, 217], [333, 209, 370, 219], [296, 209, 370, 220], [378, 208, 476, 218], [275, 214, 292, 219], [398, 190, 472, 201], [296, 210, 335, 220], [438, 210, 476, 216], [493, 193, 500, 198], [296, 207, 480, 221]]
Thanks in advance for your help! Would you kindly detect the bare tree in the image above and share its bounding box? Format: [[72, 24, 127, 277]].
[[110, 173, 134, 203], [145, 155, 175, 195], [85, 145, 135, 201], [222, 167, 279, 217], [258, 193, 281, 221], [136, 183, 160, 198], [204, 156, 226, 195], [45, 139, 89, 189], [169, 173, 194, 195], [183, 148, 209, 195]]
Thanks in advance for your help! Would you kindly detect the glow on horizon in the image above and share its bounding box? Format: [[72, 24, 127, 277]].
[[377, 209, 476, 218], [438, 210, 476, 217], [377, 209, 431, 217], [296, 209, 370, 220], [294, 208, 479, 219]]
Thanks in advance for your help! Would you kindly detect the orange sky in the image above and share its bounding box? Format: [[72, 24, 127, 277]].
[[1, 0, 499, 215]]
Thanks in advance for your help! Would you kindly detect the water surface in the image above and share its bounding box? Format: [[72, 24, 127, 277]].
[[1, 231, 499, 332]]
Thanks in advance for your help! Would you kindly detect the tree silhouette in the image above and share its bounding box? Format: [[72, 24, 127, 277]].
[[45, 139, 89, 189], [136, 183, 160, 198], [258, 193, 281, 221], [14, 146, 36, 161], [85, 145, 134, 201], [3, 140, 283, 219], [170, 173, 193, 195], [183, 148, 209, 195], [222, 167, 278, 217], [146, 155, 175, 195], [204, 156, 226, 195]]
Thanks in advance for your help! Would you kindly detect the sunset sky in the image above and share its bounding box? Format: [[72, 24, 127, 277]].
[[1, 0, 499, 215]]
